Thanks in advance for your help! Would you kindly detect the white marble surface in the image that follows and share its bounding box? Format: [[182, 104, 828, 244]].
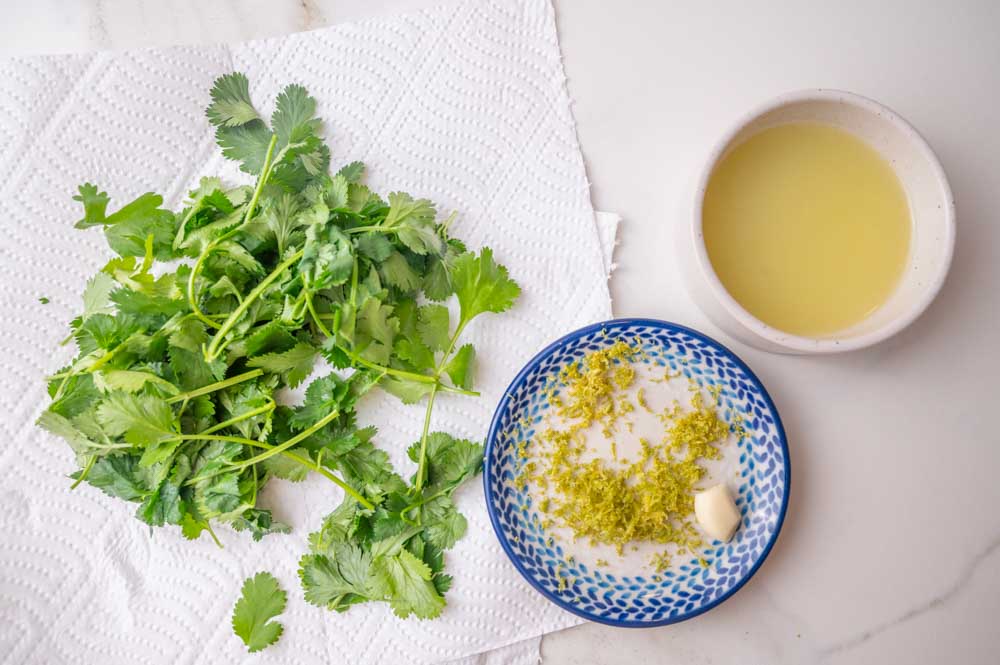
[[3, 1, 999, 664]]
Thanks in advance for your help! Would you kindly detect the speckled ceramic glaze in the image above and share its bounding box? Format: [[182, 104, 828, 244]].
[[484, 319, 790, 626]]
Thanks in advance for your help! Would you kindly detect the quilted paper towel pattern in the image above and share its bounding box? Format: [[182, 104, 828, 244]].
[[0, 1, 608, 662]]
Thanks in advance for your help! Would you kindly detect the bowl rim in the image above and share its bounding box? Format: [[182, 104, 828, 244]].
[[482, 317, 791, 627], [692, 88, 956, 353]]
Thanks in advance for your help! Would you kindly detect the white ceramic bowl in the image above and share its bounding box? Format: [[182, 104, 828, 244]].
[[679, 89, 955, 354]]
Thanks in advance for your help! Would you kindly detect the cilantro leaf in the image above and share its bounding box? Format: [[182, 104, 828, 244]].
[[417, 304, 450, 352], [383, 192, 442, 255], [451, 248, 520, 325], [299, 545, 372, 609], [81, 272, 117, 320], [422, 495, 468, 551], [247, 342, 318, 388], [301, 221, 352, 290], [444, 344, 475, 391], [85, 454, 151, 502], [407, 432, 483, 493], [217, 121, 274, 175], [337, 161, 365, 183], [96, 392, 176, 446], [73, 183, 111, 228], [232, 571, 286, 653], [369, 548, 446, 619], [206, 73, 261, 128], [272, 83, 319, 149]]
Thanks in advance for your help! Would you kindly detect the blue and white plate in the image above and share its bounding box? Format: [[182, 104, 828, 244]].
[[483, 319, 790, 626]]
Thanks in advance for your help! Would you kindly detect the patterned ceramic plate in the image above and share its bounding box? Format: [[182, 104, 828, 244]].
[[483, 319, 790, 626]]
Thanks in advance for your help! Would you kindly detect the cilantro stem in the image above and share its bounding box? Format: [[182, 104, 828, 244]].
[[204, 249, 305, 362], [233, 407, 343, 469], [204, 522, 223, 548], [179, 433, 373, 510], [304, 287, 333, 338], [187, 252, 224, 330], [437, 319, 469, 376], [411, 317, 474, 496], [345, 225, 388, 235], [345, 350, 437, 385], [70, 455, 97, 490], [412, 383, 439, 494], [165, 369, 264, 404], [187, 134, 279, 331], [243, 135, 279, 229], [200, 399, 275, 434]]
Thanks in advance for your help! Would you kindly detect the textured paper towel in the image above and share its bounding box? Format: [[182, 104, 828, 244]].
[[0, 1, 611, 663]]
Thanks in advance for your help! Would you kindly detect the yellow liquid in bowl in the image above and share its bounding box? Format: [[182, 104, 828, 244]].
[[702, 122, 911, 338]]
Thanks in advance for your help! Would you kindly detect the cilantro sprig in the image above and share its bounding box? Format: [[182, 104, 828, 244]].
[[38, 73, 519, 629]]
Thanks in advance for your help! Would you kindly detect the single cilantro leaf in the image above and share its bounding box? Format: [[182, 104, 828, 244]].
[[379, 252, 420, 292], [110, 288, 186, 326], [245, 321, 297, 357], [217, 121, 274, 175], [47, 373, 100, 419], [337, 161, 365, 183], [356, 297, 398, 355], [394, 338, 434, 373], [85, 454, 151, 501], [232, 571, 287, 653], [206, 72, 260, 127], [369, 548, 446, 619], [272, 83, 319, 149], [96, 370, 179, 396], [319, 337, 352, 369], [417, 304, 450, 352], [422, 256, 451, 301], [180, 513, 208, 540], [288, 373, 352, 430], [81, 272, 117, 321], [299, 545, 372, 609], [168, 345, 226, 391], [451, 248, 520, 325], [247, 342, 318, 388], [37, 410, 100, 458], [380, 377, 433, 405], [444, 344, 475, 391], [73, 183, 111, 228], [194, 470, 243, 516], [422, 495, 468, 551], [356, 233, 392, 262], [384, 192, 442, 255], [96, 392, 176, 446], [335, 440, 406, 499]]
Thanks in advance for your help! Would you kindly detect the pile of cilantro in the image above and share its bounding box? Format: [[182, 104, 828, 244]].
[[38, 73, 519, 635]]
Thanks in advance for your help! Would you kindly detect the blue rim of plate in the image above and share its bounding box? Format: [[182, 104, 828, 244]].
[[482, 318, 791, 627]]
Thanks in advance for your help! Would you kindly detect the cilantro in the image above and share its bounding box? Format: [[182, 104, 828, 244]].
[[39, 73, 521, 645], [232, 572, 287, 653]]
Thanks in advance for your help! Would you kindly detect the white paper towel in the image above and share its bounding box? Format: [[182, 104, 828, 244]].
[[0, 1, 611, 663]]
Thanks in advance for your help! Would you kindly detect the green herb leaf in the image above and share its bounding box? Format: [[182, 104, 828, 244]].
[[96, 392, 176, 446], [247, 342, 318, 388], [451, 248, 520, 325], [444, 344, 475, 391], [206, 72, 260, 128], [232, 571, 286, 653]]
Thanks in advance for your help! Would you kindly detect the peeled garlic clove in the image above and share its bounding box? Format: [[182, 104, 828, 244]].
[[694, 483, 741, 542]]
